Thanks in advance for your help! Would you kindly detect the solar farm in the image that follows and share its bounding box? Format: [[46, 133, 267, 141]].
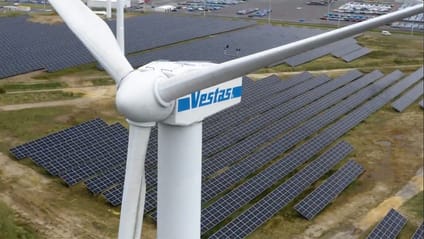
[[0, 2, 423, 239]]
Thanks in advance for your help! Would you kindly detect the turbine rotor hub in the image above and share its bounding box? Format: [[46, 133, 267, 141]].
[[116, 70, 174, 123]]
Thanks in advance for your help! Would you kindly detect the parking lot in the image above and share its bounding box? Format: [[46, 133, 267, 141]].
[[146, 0, 393, 24]]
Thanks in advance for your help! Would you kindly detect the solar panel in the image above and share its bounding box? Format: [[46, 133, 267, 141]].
[[366, 209, 407, 239], [285, 45, 330, 66], [412, 222, 424, 239], [102, 184, 124, 206], [60, 123, 128, 185], [294, 160, 365, 220], [331, 43, 362, 58], [420, 99, 424, 109], [201, 141, 353, 234], [391, 80, 424, 112], [9, 118, 108, 161], [378, 67, 423, 101], [208, 141, 353, 238], [85, 163, 126, 194], [40, 123, 127, 176], [341, 47, 371, 62]]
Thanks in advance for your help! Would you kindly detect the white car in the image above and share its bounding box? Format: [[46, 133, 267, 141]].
[[381, 30, 392, 36]]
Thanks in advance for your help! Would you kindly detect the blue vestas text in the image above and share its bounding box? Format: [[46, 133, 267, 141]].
[[177, 86, 242, 112]]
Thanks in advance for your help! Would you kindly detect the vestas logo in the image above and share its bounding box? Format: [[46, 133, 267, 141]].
[[177, 86, 242, 112]]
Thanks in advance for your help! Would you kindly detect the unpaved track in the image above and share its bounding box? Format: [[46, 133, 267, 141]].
[[0, 86, 115, 112], [298, 168, 424, 239]]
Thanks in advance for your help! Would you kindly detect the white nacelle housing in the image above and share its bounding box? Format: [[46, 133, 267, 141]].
[[138, 61, 243, 126]]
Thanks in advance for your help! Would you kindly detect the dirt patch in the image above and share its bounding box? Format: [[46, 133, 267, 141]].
[[0, 71, 46, 84], [0, 152, 157, 239], [355, 168, 423, 232], [0, 85, 115, 112], [299, 182, 390, 239], [28, 14, 63, 25]]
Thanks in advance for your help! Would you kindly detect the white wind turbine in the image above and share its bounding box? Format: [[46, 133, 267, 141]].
[[47, 1, 423, 239]]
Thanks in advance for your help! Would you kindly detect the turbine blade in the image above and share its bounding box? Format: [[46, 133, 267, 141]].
[[158, 4, 423, 102], [119, 124, 152, 239], [49, 0, 133, 84]]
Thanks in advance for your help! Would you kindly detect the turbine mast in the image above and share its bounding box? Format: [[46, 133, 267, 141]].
[[117, 0, 125, 53]]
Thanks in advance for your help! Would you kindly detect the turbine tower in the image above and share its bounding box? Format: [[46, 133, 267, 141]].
[[47, 1, 423, 238]]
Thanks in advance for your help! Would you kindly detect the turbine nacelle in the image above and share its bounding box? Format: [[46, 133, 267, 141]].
[[117, 60, 243, 125]]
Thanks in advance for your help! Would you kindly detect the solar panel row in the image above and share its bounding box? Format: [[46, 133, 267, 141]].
[[377, 67, 423, 102], [42, 123, 127, 177], [103, 184, 124, 207], [9, 118, 108, 162], [199, 70, 384, 204], [60, 123, 128, 185], [209, 69, 410, 238], [202, 75, 330, 157], [412, 222, 424, 239], [238, 72, 315, 107], [391, 80, 424, 112], [201, 141, 353, 234], [127, 25, 369, 70], [341, 47, 371, 62], [294, 160, 365, 220], [204, 75, 284, 126], [208, 141, 353, 238], [331, 42, 362, 58], [366, 209, 407, 239], [203, 73, 321, 141], [269, 38, 358, 67], [85, 163, 125, 194]]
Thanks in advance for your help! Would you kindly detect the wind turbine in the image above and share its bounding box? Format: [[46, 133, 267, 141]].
[[47, 1, 423, 239]]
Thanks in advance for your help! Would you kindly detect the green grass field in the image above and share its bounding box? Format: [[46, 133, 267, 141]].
[[0, 201, 40, 239]]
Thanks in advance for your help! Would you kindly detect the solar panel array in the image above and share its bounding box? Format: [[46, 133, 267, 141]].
[[366, 209, 407, 239], [294, 160, 365, 220], [209, 69, 414, 238], [89, 74, 322, 198], [128, 25, 370, 68], [147, 69, 401, 219], [198, 70, 384, 205], [10, 67, 423, 238], [1, 14, 371, 79], [201, 141, 353, 234], [412, 222, 424, 239], [0, 14, 253, 79], [9, 119, 129, 185], [391, 80, 424, 112]]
